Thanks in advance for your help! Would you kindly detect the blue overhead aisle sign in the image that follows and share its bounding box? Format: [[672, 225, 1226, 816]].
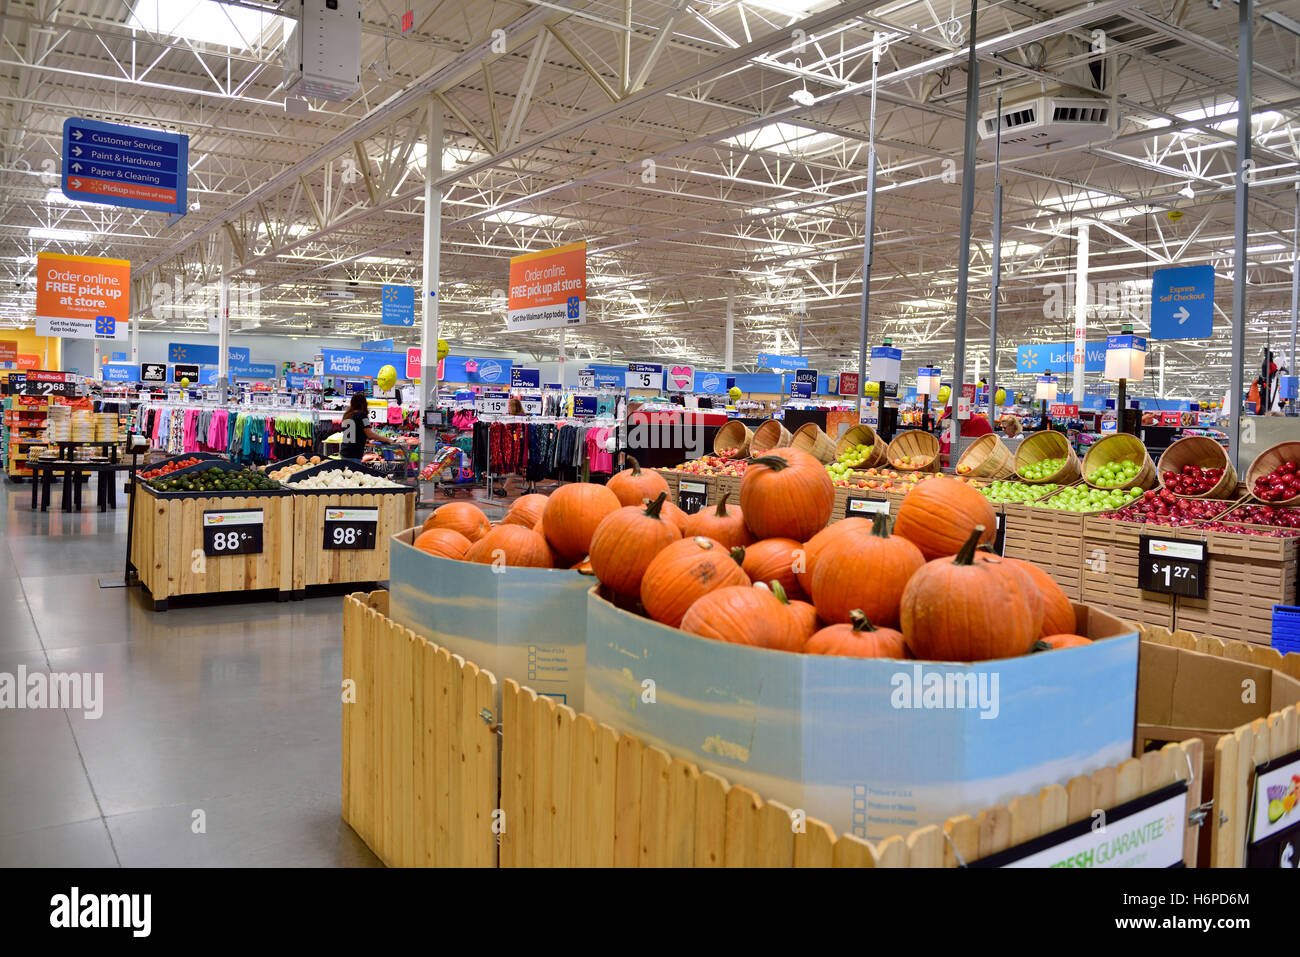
[[1150, 264, 1214, 339], [62, 117, 188, 214]]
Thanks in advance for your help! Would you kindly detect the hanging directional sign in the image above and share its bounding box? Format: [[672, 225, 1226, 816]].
[[1150, 265, 1214, 340], [62, 117, 188, 214], [380, 284, 415, 327]]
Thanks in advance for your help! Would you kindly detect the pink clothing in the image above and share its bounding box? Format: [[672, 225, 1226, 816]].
[[586, 426, 613, 474]]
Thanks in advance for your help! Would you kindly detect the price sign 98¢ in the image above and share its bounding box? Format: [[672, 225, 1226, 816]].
[[202, 509, 264, 556], [323, 507, 378, 550]]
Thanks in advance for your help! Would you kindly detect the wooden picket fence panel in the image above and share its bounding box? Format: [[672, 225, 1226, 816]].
[[341, 593, 1203, 867], [1140, 625, 1300, 868], [495, 677, 1203, 868], [341, 592, 498, 867]]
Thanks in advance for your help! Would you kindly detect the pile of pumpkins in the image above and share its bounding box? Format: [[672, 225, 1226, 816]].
[[413, 450, 1094, 662]]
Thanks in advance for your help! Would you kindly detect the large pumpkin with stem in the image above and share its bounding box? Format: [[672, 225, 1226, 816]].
[[810, 512, 925, 627], [423, 501, 490, 542], [739, 448, 834, 541], [1002, 555, 1075, 637], [901, 526, 1041, 661], [680, 584, 804, 652], [892, 476, 997, 560], [806, 609, 907, 659], [738, 538, 807, 601], [768, 581, 818, 645], [502, 493, 548, 528], [466, 524, 555, 568], [607, 456, 670, 507], [682, 492, 754, 549], [794, 517, 873, 594], [658, 497, 691, 532], [640, 536, 750, 628], [412, 527, 472, 560], [588, 492, 682, 596], [541, 482, 622, 561]]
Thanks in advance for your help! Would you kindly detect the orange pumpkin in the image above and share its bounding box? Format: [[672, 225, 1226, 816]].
[[739, 448, 834, 541], [901, 526, 1041, 661], [541, 482, 622, 561], [640, 536, 751, 628], [680, 584, 804, 653], [768, 581, 818, 645], [806, 610, 907, 659], [465, 524, 554, 568], [1037, 633, 1093, 650], [810, 512, 924, 627], [412, 527, 472, 560], [739, 537, 807, 601], [794, 517, 873, 594], [502, 493, 548, 528], [972, 550, 1045, 638], [658, 498, 691, 532], [589, 492, 682, 596], [892, 476, 997, 560], [1007, 556, 1075, 637], [607, 456, 670, 507], [681, 492, 754, 549], [423, 501, 490, 542]]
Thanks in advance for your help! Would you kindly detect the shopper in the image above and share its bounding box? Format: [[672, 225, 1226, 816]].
[[508, 396, 525, 415], [339, 391, 399, 460], [936, 397, 993, 465]]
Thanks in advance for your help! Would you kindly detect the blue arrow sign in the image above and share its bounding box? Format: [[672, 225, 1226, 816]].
[[1150, 264, 1214, 339], [62, 117, 188, 214], [380, 284, 415, 326]]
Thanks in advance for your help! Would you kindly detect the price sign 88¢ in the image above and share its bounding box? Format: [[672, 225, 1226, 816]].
[[202, 509, 264, 556]]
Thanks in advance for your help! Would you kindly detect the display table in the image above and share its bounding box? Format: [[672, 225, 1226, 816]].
[[25, 460, 124, 513]]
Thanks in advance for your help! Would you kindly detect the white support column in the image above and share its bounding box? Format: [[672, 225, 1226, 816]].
[[973, 354, 981, 385], [93, 340, 101, 380], [1159, 347, 1166, 397], [131, 308, 140, 363], [559, 327, 567, 384], [421, 107, 444, 440], [725, 289, 734, 372], [1073, 224, 1089, 401], [218, 240, 231, 397]]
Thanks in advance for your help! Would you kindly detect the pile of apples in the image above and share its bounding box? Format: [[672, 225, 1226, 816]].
[[1197, 520, 1300, 538], [892, 453, 933, 469], [1162, 464, 1225, 496], [716, 446, 742, 459], [1101, 488, 1227, 526], [1252, 460, 1300, 502], [1224, 504, 1300, 528], [671, 455, 747, 477]]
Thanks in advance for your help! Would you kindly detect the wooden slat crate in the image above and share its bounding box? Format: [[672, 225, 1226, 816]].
[[291, 488, 416, 594], [1003, 503, 1083, 600], [342, 592, 1205, 868], [132, 484, 293, 610]]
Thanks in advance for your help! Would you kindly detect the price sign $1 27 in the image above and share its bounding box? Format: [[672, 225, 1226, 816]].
[[1138, 535, 1206, 599]]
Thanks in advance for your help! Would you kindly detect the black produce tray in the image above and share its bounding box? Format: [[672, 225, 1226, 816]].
[[137, 482, 289, 500], [279, 458, 412, 495]]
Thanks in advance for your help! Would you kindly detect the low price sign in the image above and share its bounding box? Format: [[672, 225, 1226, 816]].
[[323, 507, 378, 550], [202, 509, 264, 556]]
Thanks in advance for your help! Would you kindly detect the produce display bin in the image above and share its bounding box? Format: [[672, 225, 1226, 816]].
[[1169, 527, 1299, 645], [284, 458, 415, 594], [131, 482, 293, 610], [1002, 500, 1084, 599], [388, 529, 590, 708], [583, 588, 1137, 841]]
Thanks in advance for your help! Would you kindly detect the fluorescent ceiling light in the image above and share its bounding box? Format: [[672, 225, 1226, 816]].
[[28, 227, 92, 242], [1144, 100, 1283, 130], [724, 122, 844, 158], [484, 210, 565, 227], [128, 0, 286, 51], [743, 0, 829, 15]]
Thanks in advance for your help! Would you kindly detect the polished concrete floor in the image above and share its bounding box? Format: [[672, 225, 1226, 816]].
[[0, 483, 383, 866]]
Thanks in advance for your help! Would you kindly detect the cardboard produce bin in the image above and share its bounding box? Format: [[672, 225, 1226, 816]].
[[583, 589, 1138, 841], [388, 529, 590, 708]]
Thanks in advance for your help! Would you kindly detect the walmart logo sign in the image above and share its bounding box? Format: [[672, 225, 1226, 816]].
[[1017, 341, 1107, 374]]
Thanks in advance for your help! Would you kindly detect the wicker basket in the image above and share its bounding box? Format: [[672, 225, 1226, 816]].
[[1081, 433, 1157, 491], [1245, 441, 1300, 505], [790, 422, 837, 464], [1014, 429, 1081, 484], [713, 419, 752, 459], [886, 429, 941, 472], [750, 418, 792, 456], [834, 423, 887, 469], [956, 433, 1015, 480], [1156, 435, 1237, 499]]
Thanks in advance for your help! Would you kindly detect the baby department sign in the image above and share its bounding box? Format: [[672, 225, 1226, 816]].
[[35, 252, 130, 341], [507, 240, 586, 332]]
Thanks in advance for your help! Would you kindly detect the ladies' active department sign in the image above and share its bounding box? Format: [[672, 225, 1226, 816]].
[[506, 240, 586, 332]]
